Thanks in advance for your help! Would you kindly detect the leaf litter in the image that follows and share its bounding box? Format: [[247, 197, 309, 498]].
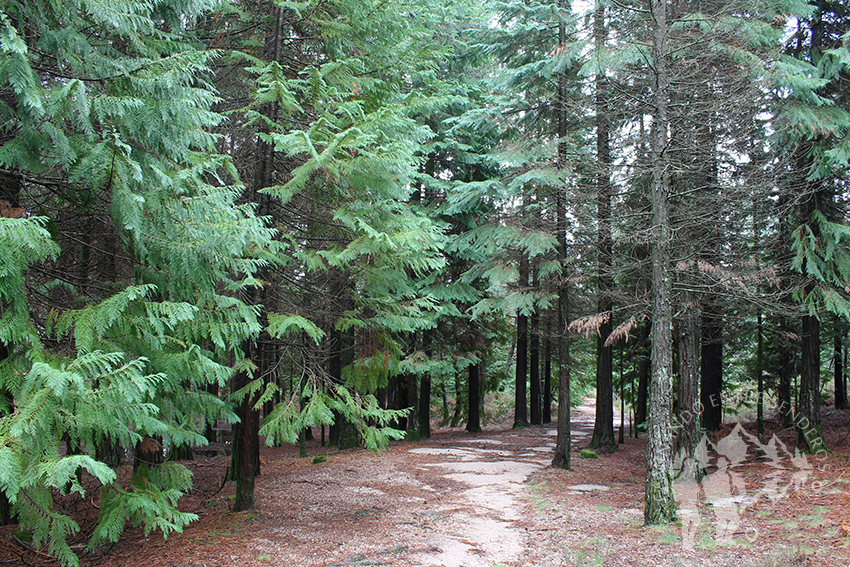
[[2, 401, 850, 566]]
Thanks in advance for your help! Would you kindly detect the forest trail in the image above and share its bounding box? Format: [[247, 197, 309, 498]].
[[78, 403, 599, 567], [17, 400, 849, 567], [248, 403, 598, 567]]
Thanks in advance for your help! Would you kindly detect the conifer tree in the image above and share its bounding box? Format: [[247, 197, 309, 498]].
[[0, 0, 274, 562], [779, 0, 850, 453]]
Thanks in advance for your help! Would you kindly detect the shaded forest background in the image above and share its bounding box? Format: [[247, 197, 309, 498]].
[[1, 0, 849, 564]]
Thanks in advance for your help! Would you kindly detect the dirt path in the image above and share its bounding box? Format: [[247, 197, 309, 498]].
[[81, 406, 598, 567], [5, 401, 850, 567], [245, 407, 598, 567]]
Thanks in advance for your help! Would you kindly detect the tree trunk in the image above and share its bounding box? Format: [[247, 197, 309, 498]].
[[757, 311, 765, 443], [231, 362, 260, 511], [387, 372, 408, 430], [676, 295, 700, 467], [700, 298, 723, 431], [328, 328, 360, 449], [778, 316, 795, 427], [589, 0, 616, 455], [514, 253, 529, 428], [798, 314, 826, 453], [543, 329, 553, 424], [635, 320, 651, 433], [230, 1, 283, 511], [419, 332, 433, 438], [530, 300, 542, 425], [467, 363, 482, 433], [551, 0, 571, 470], [645, 0, 677, 524], [835, 329, 847, 410], [450, 373, 464, 428], [419, 375, 432, 439], [405, 373, 420, 441]]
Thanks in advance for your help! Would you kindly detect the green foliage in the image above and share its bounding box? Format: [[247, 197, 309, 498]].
[[0, 0, 271, 563], [267, 314, 326, 345], [792, 211, 850, 319], [259, 384, 408, 450], [89, 463, 198, 551], [0, 217, 59, 356]]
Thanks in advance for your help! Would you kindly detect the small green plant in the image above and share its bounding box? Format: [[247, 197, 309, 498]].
[[256, 554, 271, 561], [645, 524, 679, 545], [312, 455, 327, 464]]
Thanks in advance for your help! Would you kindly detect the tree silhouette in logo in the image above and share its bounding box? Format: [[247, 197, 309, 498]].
[[674, 424, 813, 548]]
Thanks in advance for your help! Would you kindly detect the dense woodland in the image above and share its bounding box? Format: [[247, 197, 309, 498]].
[[0, 0, 849, 564]]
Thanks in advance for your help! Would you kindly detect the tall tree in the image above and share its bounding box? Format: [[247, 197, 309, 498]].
[[644, 0, 677, 524], [589, 0, 617, 453], [0, 0, 273, 561], [552, 0, 575, 471], [780, 0, 850, 453], [515, 250, 530, 427]]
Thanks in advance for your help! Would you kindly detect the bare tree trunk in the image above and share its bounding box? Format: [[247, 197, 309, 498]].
[[418, 330, 432, 439], [676, 294, 700, 466], [778, 316, 795, 427], [835, 328, 847, 410], [700, 298, 723, 431], [467, 363, 482, 433], [757, 311, 765, 443], [530, 272, 542, 425], [405, 372, 420, 440], [552, 0, 571, 470], [450, 373, 464, 428], [589, 0, 616, 453], [543, 323, 553, 424], [231, 361, 260, 511], [514, 252, 529, 428], [798, 314, 825, 453], [644, 0, 677, 524], [635, 320, 650, 433]]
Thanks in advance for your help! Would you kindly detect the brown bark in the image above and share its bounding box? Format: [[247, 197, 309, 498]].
[[700, 298, 723, 432], [530, 289, 542, 425], [514, 252, 529, 428], [551, 0, 571, 470], [676, 295, 700, 465], [835, 329, 847, 410], [543, 327, 553, 424], [644, 0, 676, 524], [467, 363, 482, 433], [590, 0, 616, 453], [635, 319, 651, 433], [798, 314, 825, 453]]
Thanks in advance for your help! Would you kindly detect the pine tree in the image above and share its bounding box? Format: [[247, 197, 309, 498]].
[[0, 0, 274, 562], [778, 0, 850, 453]]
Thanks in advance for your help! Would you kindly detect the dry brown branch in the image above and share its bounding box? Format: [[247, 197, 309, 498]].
[[568, 312, 610, 339], [604, 315, 646, 347]]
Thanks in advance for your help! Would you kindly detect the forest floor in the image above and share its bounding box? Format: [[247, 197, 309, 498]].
[[4, 400, 850, 567]]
